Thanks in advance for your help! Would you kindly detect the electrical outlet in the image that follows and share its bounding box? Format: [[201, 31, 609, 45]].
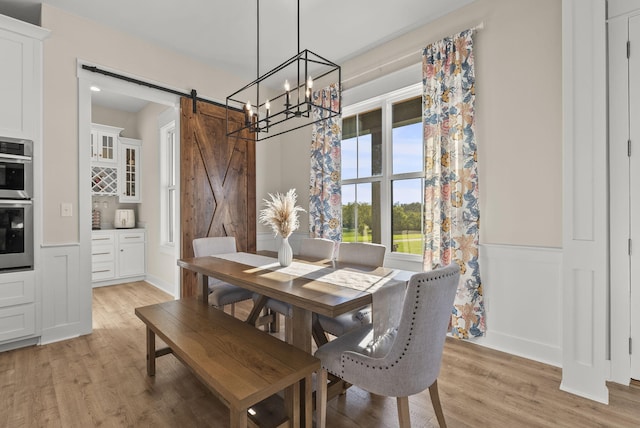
[[60, 203, 73, 217]]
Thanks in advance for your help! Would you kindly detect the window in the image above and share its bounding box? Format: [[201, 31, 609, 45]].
[[341, 84, 424, 256], [160, 121, 177, 247]]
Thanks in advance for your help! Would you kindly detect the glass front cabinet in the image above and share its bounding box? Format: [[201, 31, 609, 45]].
[[90, 123, 122, 165], [119, 137, 141, 203]]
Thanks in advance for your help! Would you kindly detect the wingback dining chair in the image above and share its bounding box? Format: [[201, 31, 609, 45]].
[[256, 238, 336, 337], [314, 263, 460, 428], [314, 242, 387, 344], [192, 236, 254, 317]]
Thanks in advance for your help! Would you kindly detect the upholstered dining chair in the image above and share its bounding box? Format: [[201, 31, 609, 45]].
[[256, 238, 336, 336], [192, 236, 254, 317], [314, 263, 460, 428], [314, 242, 387, 344]]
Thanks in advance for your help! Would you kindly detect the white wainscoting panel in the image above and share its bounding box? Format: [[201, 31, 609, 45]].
[[476, 244, 562, 367], [40, 244, 91, 344]]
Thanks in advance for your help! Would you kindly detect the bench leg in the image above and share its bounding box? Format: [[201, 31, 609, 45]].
[[229, 406, 248, 428], [316, 369, 328, 428], [304, 373, 313, 428], [146, 326, 156, 377]]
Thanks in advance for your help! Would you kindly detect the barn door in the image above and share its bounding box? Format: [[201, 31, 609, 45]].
[[180, 98, 256, 297]]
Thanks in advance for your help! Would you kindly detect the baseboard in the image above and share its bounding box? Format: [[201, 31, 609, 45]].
[[143, 274, 177, 298], [475, 331, 562, 367]]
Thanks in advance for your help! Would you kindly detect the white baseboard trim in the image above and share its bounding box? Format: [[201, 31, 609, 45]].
[[475, 331, 562, 367], [143, 274, 177, 298]]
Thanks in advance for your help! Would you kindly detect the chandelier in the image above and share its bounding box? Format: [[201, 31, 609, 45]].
[[226, 0, 341, 141]]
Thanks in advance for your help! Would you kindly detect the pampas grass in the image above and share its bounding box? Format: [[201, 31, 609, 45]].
[[259, 188, 305, 238]]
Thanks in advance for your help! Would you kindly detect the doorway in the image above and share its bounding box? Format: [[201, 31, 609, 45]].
[[78, 63, 181, 333]]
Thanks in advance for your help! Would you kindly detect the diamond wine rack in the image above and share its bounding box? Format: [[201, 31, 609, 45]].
[[91, 166, 118, 195]]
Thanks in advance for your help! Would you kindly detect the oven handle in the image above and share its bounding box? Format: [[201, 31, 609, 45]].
[[0, 154, 32, 162], [0, 199, 32, 205]]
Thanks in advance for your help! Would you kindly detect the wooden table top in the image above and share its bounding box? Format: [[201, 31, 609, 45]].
[[177, 254, 411, 318]]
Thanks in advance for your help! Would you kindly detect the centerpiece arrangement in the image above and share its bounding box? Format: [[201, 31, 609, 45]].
[[259, 188, 305, 267]]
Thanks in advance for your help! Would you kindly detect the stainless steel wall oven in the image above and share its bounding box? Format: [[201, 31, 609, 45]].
[[0, 138, 33, 271]]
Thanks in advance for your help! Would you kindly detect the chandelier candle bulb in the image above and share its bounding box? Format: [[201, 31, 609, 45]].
[[245, 101, 252, 127]]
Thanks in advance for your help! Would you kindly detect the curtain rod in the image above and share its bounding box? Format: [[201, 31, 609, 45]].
[[343, 22, 484, 86], [81, 64, 241, 113]]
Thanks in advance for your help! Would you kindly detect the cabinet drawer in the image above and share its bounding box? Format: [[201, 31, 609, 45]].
[[0, 303, 35, 343], [118, 231, 145, 243], [92, 244, 114, 263], [92, 262, 115, 281], [92, 231, 115, 245], [0, 271, 35, 307]]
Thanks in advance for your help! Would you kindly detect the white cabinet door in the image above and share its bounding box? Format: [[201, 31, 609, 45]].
[[117, 230, 145, 277], [0, 28, 36, 139], [90, 124, 122, 165], [119, 138, 142, 202], [118, 242, 145, 277]]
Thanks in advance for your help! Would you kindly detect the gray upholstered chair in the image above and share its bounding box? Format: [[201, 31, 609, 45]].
[[315, 242, 387, 342], [256, 238, 336, 336], [314, 263, 460, 428], [192, 236, 254, 317]]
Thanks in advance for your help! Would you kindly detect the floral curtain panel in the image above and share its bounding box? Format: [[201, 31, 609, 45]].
[[309, 83, 342, 241], [422, 29, 485, 338]]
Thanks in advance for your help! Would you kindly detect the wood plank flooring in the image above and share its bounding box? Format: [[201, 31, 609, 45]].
[[0, 281, 639, 427]]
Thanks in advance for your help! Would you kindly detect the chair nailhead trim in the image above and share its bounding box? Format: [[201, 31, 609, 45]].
[[341, 269, 459, 374]]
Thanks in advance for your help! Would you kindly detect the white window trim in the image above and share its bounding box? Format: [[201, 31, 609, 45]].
[[342, 83, 424, 262], [159, 119, 177, 254]]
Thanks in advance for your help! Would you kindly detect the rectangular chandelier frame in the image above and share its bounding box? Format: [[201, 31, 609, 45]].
[[226, 49, 341, 142]]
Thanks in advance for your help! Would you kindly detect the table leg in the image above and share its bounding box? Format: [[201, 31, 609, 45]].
[[197, 272, 208, 304], [146, 326, 155, 377], [285, 306, 312, 426], [229, 406, 248, 428], [246, 294, 268, 325]]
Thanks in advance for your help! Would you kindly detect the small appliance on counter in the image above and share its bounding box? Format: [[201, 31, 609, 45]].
[[114, 209, 135, 228]]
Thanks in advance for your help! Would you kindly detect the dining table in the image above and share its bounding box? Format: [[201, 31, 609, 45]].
[[177, 251, 414, 426], [177, 251, 413, 353]]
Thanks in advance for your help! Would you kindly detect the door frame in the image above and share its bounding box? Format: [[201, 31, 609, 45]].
[[608, 3, 640, 385], [77, 60, 181, 334]]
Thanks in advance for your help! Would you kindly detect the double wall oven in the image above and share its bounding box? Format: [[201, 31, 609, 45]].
[[0, 138, 33, 271]]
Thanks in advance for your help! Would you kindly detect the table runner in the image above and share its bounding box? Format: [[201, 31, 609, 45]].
[[212, 252, 406, 344]]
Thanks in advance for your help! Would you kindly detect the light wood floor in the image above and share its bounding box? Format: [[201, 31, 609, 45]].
[[1, 281, 639, 427]]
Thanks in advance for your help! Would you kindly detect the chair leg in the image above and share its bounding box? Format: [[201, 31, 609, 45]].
[[429, 379, 447, 428], [270, 309, 280, 333], [396, 396, 410, 428], [230, 303, 236, 317], [284, 317, 293, 344], [316, 368, 328, 428]]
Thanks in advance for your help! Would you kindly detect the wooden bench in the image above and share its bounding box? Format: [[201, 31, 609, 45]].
[[135, 298, 320, 428]]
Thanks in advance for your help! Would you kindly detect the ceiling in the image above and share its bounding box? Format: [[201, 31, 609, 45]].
[[0, 0, 475, 111]]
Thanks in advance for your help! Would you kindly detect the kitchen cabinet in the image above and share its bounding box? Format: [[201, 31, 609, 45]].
[[91, 230, 116, 281], [90, 124, 122, 165], [91, 229, 145, 285], [0, 17, 48, 140], [0, 271, 36, 344], [0, 15, 48, 350], [118, 137, 141, 203], [117, 230, 145, 277]]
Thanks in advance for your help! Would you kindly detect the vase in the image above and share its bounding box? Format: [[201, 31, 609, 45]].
[[278, 236, 293, 267]]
